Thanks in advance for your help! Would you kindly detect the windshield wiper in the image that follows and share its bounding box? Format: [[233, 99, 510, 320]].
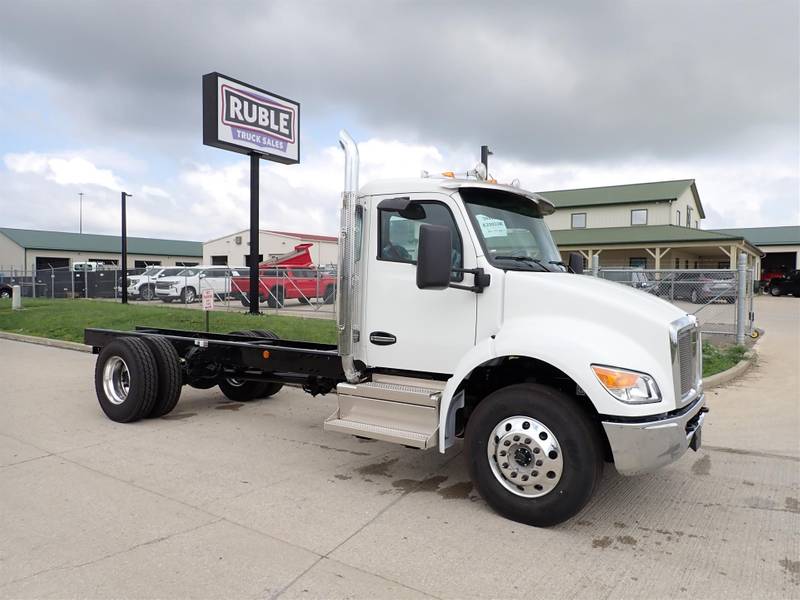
[[493, 255, 550, 272]]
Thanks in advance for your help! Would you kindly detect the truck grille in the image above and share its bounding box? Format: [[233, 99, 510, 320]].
[[677, 328, 697, 398], [156, 282, 172, 290]]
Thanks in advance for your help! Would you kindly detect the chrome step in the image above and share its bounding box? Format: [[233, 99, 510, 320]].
[[336, 374, 445, 407], [323, 374, 445, 449]]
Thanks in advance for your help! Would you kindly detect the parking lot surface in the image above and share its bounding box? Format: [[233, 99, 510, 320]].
[[0, 296, 797, 599]]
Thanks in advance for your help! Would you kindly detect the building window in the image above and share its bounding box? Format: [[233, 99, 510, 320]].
[[676, 210, 681, 226], [630, 257, 647, 268], [686, 206, 693, 228], [134, 260, 159, 268], [244, 254, 264, 267], [571, 213, 587, 229], [631, 209, 648, 226], [175, 261, 198, 267], [211, 255, 228, 265], [674, 258, 680, 269]]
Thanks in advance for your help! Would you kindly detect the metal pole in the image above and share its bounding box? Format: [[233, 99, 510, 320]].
[[79, 192, 84, 234], [591, 254, 600, 277], [121, 192, 130, 304], [480, 145, 492, 175], [31, 264, 36, 299], [736, 252, 747, 345], [248, 153, 260, 315]]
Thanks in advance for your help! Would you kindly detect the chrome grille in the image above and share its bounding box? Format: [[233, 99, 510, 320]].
[[156, 282, 172, 289], [677, 328, 696, 398]]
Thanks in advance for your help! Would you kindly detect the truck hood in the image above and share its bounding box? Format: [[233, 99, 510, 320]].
[[503, 271, 686, 333]]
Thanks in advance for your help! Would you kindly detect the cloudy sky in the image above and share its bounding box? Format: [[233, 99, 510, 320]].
[[0, 1, 797, 241]]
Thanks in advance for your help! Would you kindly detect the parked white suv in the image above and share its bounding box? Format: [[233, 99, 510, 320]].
[[155, 266, 246, 303], [125, 267, 187, 301]]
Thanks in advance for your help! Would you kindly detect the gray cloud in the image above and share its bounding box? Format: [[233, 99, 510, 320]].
[[0, 1, 797, 163]]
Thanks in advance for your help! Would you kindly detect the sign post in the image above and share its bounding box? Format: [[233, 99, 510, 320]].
[[201, 288, 214, 332], [202, 72, 300, 315]]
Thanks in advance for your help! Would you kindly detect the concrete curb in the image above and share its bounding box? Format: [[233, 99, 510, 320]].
[[0, 331, 92, 353], [704, 336, 761, 389]]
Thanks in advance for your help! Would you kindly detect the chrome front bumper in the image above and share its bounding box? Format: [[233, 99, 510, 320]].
[[602, 395, 706, 476]]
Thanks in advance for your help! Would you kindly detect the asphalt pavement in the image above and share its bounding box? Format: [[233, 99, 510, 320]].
[[0, 296, 797, 599]]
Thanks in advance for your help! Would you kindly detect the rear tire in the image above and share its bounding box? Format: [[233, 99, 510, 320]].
[[323, 284, 335, 304], [142, 336, 182, 418], [140, 285, 155, 301], [267, 286, 284, 308], [465, 383, 603, 527], [94, 338, 159, 423], [769, 286, 783, 297]]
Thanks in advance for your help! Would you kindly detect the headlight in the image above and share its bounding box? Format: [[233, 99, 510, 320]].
[[591, 365, 661, 404]]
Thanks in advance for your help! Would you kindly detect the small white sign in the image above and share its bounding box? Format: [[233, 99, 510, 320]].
[[476, 214, 508, 238], [202, 289, 215, 311]]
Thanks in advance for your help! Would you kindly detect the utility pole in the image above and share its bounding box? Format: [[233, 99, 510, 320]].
[[121, 192, 131, 304], [79, 192, 84, 234], [248, 153, 260, 315]]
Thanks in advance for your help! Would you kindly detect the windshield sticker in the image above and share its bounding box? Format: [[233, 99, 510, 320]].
[[476, 214, 508, 238]]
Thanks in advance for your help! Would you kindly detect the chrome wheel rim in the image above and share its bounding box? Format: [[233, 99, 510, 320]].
[[102, 356, 130, 405], [487, 416, 564, 498], [226, 378, 245, 387], [185, 289, 195, 302]]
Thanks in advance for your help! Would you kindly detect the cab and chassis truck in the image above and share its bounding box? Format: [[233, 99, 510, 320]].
[[86, 131, 706, 526]]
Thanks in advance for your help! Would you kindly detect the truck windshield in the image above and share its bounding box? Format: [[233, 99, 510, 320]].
[[461, 188, 564, 272]]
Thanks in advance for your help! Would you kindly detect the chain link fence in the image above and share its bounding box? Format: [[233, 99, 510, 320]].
[[594, 265, 755, 339], [0, 265, 337, 318]]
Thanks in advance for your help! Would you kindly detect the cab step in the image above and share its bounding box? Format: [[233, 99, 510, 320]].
[[323, 374, 445, 449]]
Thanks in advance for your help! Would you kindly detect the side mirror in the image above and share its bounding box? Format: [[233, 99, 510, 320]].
[[568, 252, 584, 275], [416, 224, 452, 290]]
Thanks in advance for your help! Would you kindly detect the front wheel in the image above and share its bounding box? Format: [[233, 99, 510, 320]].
[[140, 285, 155, 301], [181, 287, 196, 303], [769, 285, 783, 297], [465, 383, 603, 527]]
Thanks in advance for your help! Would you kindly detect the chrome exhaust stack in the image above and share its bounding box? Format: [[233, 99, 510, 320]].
[[337, 130, 361, 383]]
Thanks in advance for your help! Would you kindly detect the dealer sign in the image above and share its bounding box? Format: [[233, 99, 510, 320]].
[[203, 72, 300, 164]]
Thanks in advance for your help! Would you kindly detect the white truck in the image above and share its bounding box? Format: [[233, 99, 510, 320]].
[[154, 266, 247, 303], [85, 131, 706, 526]]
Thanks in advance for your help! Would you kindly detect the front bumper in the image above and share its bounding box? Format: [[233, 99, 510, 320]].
[[602, 394, 706, 476]]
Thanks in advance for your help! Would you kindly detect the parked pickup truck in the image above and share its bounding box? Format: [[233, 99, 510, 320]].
[[232, 243, 337, 307], [124, 267, 187, 300], [155, 266, 247, 303], [86, 131, 706, 527]]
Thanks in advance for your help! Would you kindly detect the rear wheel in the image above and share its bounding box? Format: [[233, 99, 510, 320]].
[[323, 284, 335, 304], [769, 285, 783, 297], [140, 285, 155, 301], [267, 286, 284, 308], [465, 383, 603, 527], [142, 335, 182, 417], [94, 338, 159, 423]]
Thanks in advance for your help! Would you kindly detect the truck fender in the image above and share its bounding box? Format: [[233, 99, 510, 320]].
[[438, 316, 667, 452]]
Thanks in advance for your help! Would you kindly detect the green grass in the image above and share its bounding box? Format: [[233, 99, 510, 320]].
[[0, 298, 336, 345], [702, 342, 748, 377]]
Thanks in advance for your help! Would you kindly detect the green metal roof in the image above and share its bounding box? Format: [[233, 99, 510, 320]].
[[0, 227, 202, 256], [538, 179, 705, 218], [711, 226, 800, 247], [552, 225, 744, 247]]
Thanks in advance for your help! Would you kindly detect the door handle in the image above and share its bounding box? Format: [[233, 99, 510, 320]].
[[369, 332, 397, 345]]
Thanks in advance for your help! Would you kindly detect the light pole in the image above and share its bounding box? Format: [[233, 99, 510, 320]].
[[121, 192, 132, 304], [79, 192, 84, 234]]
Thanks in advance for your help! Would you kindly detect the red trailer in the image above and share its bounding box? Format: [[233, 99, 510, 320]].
[[232, 243, 337, 307]]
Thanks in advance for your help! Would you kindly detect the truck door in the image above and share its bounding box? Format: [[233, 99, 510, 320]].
[[363, 193, 477, 374]]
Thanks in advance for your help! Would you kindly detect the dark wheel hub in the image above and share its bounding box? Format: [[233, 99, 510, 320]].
[[514, 446, 533, 467]]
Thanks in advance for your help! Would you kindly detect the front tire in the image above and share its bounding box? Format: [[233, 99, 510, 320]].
[[465, 383, 603, 527], [94, 338, 159, 423], [140, 285, 155, 301], [181, 287, 196, 303], [769, 285, 783, 297]]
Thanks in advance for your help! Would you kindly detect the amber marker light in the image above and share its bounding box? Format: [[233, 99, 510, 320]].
[[262, 350, 271, 359]]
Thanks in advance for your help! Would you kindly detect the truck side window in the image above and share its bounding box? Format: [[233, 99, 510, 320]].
[[378, 202, 463, 281]]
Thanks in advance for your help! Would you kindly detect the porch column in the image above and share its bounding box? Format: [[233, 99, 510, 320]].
[[729, 244, 738, 269]]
